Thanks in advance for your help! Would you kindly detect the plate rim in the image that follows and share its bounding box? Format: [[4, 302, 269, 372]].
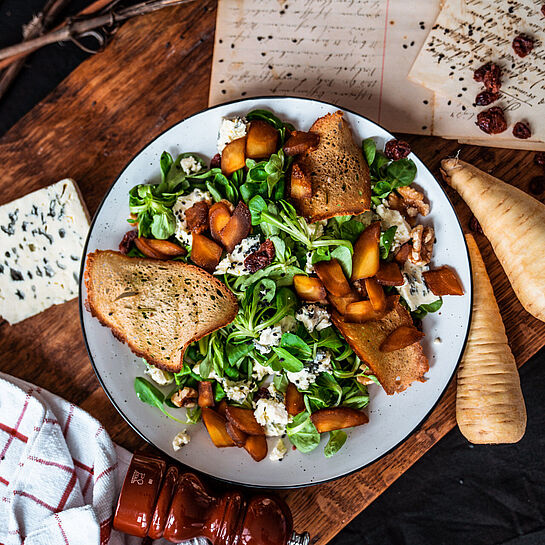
[[78, 94, 473, 489]]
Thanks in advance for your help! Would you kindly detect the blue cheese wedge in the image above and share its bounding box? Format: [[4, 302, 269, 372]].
[[0, 179, 89, 324]]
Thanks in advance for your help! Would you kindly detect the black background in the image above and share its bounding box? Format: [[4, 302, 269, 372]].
[[1, 2, 544, 544]]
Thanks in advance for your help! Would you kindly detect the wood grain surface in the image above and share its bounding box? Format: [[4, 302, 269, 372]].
[[1, 1, 544, 542]]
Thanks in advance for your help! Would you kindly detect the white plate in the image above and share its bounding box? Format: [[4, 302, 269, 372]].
[[79, 97, 472, 488]]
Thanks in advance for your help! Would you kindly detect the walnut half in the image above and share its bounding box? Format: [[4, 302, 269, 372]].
[[396, 186, 430, 218], [408, 225, 434, 265], [171, 387, 198, 408]]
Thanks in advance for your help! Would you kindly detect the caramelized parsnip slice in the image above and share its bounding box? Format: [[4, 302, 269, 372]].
[[246, 121, 279, 159], [293, 275, 327, 303], [375, 261, 404, 286], [134, 237, 167, 259], [344, 300, 387, 323], [221, 136, 247, 176], [191, 233, 223, 272], [225, 420, 248, 447], [311, 408, 369, 433], [379, 325, 424, 352], [351, 222, 381, 281], [286, 383, 305, 416], [283, 131, 320, 156], [225, 406, 265, 436], [198, 382, 215, 408], [243, 434, 268, 462], [209, 202, 232, 243], [290, 162, 312, 200], [217, 399, 228, 416], [364, 277, 387, 312], [328, 291, 360, 315], [314, 259, 352, 297], [201, 408, 235, 448], [423, 266, 464, 296], [219, 201, 251, 253]]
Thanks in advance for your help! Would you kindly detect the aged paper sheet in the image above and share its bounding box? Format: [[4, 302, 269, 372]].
[[410, 0, 545, 143], [209, 0, 438, 134]]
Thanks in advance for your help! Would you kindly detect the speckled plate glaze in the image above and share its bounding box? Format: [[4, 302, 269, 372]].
[[80, 97, 472, 488]]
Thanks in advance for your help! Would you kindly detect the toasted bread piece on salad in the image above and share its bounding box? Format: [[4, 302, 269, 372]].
[[294, 111, 371, 222], [84, 250, 238, 372], [332, 300, 428, 394]]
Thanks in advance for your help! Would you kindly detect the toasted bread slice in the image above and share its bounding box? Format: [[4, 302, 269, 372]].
[[294, 111, 371, 222], [332, 301, 428, 394], [84, 250, 238, 372]]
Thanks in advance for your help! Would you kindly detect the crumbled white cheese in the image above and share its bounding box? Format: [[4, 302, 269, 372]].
[[252, 362, 277, 380], [434, 337, 442, 345], [217, 117, 248, 153], [254, 397, 289, 436], [145, 364, 174, 386], [222, 379, 252, 403], [173, 188, 212, 246], [214, 235, 261, 276], [305, 251, 314, 273], [286, 367, 315, 390], [375, 203, 411, 250], [269, 438, 288, 461], [172, 430, 191, 451], [179, 156, 202, 175], [305, 219, 328, 240], [296, 304, 331, 333], [286, 349, 332, 390], [353, 210, 375, 228], [397, 261, 440, 311], [254, 325, 282, 355], [0, 179, 90, 325]]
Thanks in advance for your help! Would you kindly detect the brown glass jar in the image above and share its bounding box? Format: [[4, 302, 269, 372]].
[[113, 452, 309, 545]]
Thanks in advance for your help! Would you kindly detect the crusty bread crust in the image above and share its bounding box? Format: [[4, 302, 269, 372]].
[[294, 111, 371, 222], [332, 301, 428, 395], [84, 250, 238, 372]]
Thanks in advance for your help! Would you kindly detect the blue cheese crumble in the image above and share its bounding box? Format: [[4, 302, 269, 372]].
[[296, 303, 331, 333], [0, 179, 89, 324], [172, 430, 191, 451], [286, 349, 332, 390], [375, 203, 411, 250], [173, 188, 212, 246], [269, 438, 288, 461], [254, 395, 289, 436], [217, 117, 248, 153], [398, 261, 440, 311], [214, 235, 260, 276]]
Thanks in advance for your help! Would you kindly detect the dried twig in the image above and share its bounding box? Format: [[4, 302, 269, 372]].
[[0, 0, 195, 63], [0, 0, 73, 99], [0, 0, 114, 71]]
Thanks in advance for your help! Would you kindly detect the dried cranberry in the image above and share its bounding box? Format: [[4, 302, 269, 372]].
[[475, 90, 500, 106], [119, 230, 137, 254], [473, 62, 492, 82], [512, 121, 531, 139], [512, 34, 534, 57], [535, 152, 545, 169], [542, 5, 545, 16], [384, 139, 411, 161], [476, 107, 507, 135], [469, 215, 483, 235], [185, 201, 209, 233], [244, 239, 275, 273], [210, 153, 221, 169], [473, 62, 502, 93], [528, 176, 545, 196], [483, 64, 502, 93]]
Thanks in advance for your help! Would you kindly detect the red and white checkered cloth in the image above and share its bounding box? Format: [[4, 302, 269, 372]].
[[0, 373, 125, 545]]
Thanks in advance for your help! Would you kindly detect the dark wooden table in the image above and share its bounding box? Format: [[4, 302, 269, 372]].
[[1, 2, 544, 543]]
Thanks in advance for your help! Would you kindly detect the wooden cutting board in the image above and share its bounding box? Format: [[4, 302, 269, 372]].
[[1, 1, 544, 542]]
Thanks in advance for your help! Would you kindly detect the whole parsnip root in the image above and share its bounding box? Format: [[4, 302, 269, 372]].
[[456, 234, 526, 444], [441, 158, 545, 323]]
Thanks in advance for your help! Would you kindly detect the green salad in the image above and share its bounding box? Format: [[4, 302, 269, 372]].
[[123, 109, 446, 462]]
